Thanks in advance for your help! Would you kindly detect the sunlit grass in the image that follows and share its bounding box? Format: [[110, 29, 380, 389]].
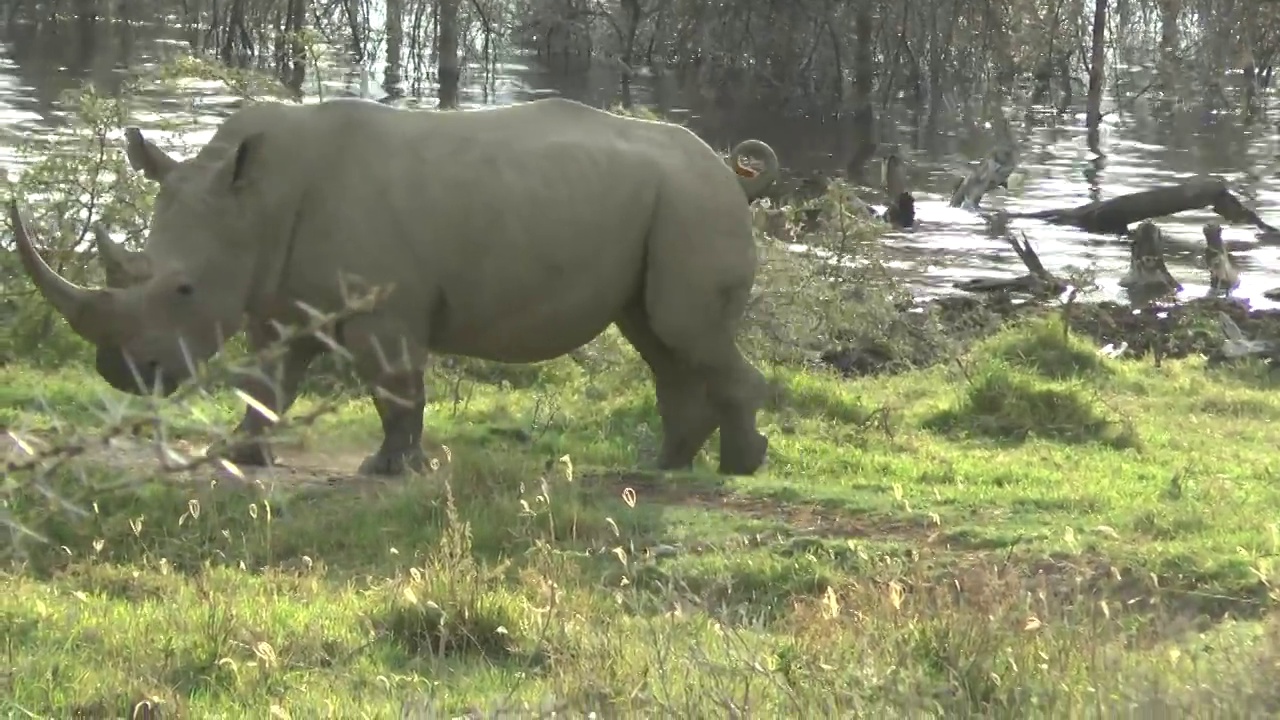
[[5, 317, 1280, 715]]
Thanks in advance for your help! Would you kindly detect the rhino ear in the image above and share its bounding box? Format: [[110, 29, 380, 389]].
[[216, 132, 265, 192], [124, 128, 178, 182]]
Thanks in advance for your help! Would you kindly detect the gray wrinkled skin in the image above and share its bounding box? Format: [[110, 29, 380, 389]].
[[10, 97, 780, 477]]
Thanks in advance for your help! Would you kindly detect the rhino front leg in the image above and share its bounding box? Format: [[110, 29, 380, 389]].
[[357, 372, 428, 476], [225, 336, 325, 467], [343, 318, 431, 477], [615, 304, 719, 470]]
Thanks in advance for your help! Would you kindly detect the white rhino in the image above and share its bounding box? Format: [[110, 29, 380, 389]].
[[9, 97, 781, 476]]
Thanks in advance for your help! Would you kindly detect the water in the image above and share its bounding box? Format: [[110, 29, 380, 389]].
[[4, 11, 1280, 308]]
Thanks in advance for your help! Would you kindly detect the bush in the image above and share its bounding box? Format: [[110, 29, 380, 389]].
[[979, 315, 1112, 381], [924, 354, 1138, 449], [744, 184, 952, 370]]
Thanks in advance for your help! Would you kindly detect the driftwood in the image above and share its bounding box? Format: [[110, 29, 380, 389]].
[[1202, 222, 1240, 295], [1217, 313, 1280, 361], [954, 231, 1067, 296], [1002, 177, 1280, 235], [950, 144, 1019, 208]]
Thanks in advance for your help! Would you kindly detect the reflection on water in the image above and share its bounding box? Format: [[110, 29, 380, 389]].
[[3, 11, 1279, 307]]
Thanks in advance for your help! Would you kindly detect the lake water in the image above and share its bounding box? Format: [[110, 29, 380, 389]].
[[3, 9, 1280, 308]]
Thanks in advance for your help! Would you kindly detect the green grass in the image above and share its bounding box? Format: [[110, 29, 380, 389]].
[[5, 316, 1280, 716]]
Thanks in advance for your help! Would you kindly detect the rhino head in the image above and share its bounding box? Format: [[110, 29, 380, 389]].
[[11, 127, 266, 396]]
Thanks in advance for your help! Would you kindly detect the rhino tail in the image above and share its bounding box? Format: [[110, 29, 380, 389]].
[[729, 139, 779, 203]]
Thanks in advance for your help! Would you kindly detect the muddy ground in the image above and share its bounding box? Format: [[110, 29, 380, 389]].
[[819, 293, 1280, 377]]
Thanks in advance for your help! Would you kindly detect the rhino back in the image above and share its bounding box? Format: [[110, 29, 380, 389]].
[[249, 98, 727, 358]]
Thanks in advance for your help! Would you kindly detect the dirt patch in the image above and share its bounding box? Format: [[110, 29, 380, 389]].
[[582, 471, 937, 543], [820, 293, 1280, 377], [714, 494, 937, 542], [2, 432, 402, 491]]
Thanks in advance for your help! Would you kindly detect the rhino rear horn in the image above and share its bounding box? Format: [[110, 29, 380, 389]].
[[9, 201, 115, 344], [125, 127, 178, 182], [93, 226, 152, 288]]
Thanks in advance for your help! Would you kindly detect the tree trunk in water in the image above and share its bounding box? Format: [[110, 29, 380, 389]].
[[1032, 0, 1059, 105], [73, 0, 96, 22], [221, 0, 245, 66], [385, 0, 404, 98], [1159, 0, 1180, 54], [845, 7, 876, 183], [1085, 0, 1108, 151], [437, 0, 460, 108], [282, 0, 308, 94], [1241, 18, 1257, 114], [343, 0, 364, 62], [619, 0, 641, 69]]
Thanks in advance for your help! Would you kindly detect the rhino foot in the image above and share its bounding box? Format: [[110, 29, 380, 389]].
[[358, 447, 427, 476], [223, 440, 276, 468], [717, 429, 768, 476]]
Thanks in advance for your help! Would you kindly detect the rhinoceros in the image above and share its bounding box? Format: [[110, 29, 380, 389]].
[[9, 96, 781, 477]]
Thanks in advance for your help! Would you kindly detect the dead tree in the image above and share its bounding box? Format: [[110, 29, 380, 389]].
[[950, 143, 1019, 208], [1203, 222, 1240, 295], [881, 150, 915, 228], [954, 232, 1067, 296], [1119, 222, 1181, 302]]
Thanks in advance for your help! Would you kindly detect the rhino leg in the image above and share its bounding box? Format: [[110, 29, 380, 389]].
[[356, 373, 428, 476], [700, 345, 769, 476], [641, 288, 768, 475], [226, 336, 325, 467], [615, 305, 719, 470]]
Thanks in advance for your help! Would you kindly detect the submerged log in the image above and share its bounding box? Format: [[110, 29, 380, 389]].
[[950, 143, 1019, 208], [1003, 177, 1280, 235], [954, 231, 1067, 296]]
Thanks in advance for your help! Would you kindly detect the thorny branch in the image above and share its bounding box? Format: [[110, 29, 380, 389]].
[[3, 284, 392, 482]]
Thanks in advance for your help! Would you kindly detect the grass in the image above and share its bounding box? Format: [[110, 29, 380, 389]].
[[5, 315, 1280, 716]]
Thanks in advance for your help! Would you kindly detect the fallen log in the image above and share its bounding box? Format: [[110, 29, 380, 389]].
[[954, 231, 1067, 296], [950, 143, 1019, 208], [1002, 176, 1280, 235]]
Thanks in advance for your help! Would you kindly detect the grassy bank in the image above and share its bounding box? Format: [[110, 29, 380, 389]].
[[4, 317, 1280, 717]]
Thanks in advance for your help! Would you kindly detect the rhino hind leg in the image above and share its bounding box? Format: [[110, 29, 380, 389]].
[[357, 373, 428, 476], [224, 337, 325, 467], [624, 299, 762, 474], [615, 305, 719, 470], [630, 297, 768, 476], [701, 346, 769, 476]]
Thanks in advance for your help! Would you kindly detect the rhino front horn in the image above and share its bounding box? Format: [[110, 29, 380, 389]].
[[9, 200, 114, 344]]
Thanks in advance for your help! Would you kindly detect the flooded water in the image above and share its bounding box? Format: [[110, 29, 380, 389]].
[[3, 10, 1280, 308]]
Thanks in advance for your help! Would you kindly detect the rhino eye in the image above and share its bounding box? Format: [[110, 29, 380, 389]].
[[176, 283, 194, 296]]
